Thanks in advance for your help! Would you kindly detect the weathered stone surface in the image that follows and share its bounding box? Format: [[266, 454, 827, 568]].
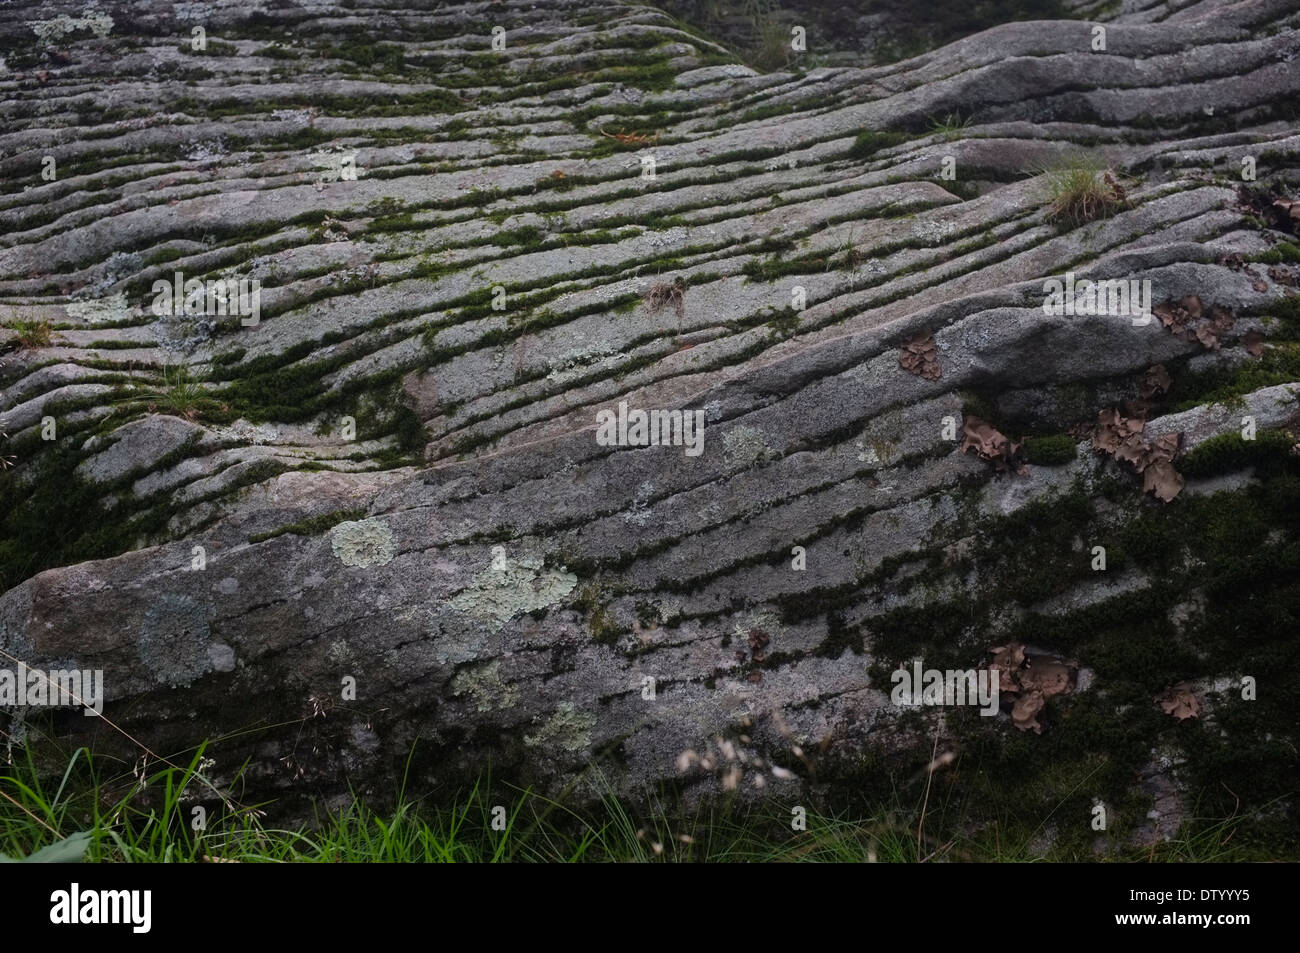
[[0, 0, 1298, 835]]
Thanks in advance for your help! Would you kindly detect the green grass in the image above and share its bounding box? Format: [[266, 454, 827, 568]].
[[927, 112, 972, 141], [1040, 155, 1128, 228], [116, 363, 224, 422], [5, 319, 53, 349], [0, 742, 1274, 863]]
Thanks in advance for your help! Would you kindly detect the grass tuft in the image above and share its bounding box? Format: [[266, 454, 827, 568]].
[[1040, 155, 1129, 227]]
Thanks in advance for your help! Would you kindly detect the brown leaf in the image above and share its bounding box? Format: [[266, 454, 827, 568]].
[[1194, 320, 1222, 350], [1143, 459, 1185, 502], [1011, 690, 1046, 733], [1252, 277, 1270, 293], [1148, 432, 1182, 464], [1268, 266, 1297, 288], [1115, 433, 1149, 469], [1155, 682, 1200, 720], [962, 417, 1023, 472], [1272, 198, 1300, 229], [1153, 302, 1179, 329], [1020, 657, 1074, 698], [1243, 330, 1266, 357], [989, 643, 1026, 693], [1180, 295, 1203, 320], [899, 332, 941, 380]]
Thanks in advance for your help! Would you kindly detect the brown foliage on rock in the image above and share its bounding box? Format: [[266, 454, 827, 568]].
[[899, 331, 941, 380], [1092, 408, 1184, 502]]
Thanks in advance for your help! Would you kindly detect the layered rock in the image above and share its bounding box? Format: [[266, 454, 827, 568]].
[[1, 0, 1298, 840]]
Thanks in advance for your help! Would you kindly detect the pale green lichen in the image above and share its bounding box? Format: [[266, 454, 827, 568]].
[[29, 9, 114, 42], [524, 701, 595, 752], [65, 293, 133, 325], [449, 553, 577, 629], [329, 518, 396, 567], [450, 660, 520, 712], [723, 425, 773, 467]]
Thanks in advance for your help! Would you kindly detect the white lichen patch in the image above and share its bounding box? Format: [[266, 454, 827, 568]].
[[450, 661, 521, 712], [29, 9, 114, 42], [723, 425, 773, 467], [855, 440, 880, 464], [65, 292, 133, 325], [329, 518, 396, 568], [524, 701, 595, 752], [450, 554, 577, 629]]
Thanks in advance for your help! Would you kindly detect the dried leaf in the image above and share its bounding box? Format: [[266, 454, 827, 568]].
[[899, 332, 941, 380], [1143, 459, 1185, 502], [1267, 266, 1297, 288], [1011, 690, 1046, 733], [1114, 433, 1148, 469], [1244, 330, 1266, 357], [1147, 432, 1182, 464], [962, 417, 1023, 473], [1156, 682, 1200, 720], [1272, 197, 1300, 230], [1153, 302, 1179, 329], [989, 642, 1026, 693], [1020, 657, 1074, 698]]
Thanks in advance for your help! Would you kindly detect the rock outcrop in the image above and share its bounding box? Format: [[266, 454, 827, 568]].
[[1, 0, 1298, 840]]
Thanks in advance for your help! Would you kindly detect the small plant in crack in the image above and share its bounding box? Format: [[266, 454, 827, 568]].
[[6, 319, 53, 350], [928, 112, 972, 141], [836, 226, 869, 272], [119, 362, 217, 421], [1040, 155, 1130, 227], [643, 277, 686, 320]]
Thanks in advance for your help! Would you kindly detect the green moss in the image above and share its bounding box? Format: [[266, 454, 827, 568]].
[[848, 130, 910, 159], [1168, 341, 1300, 411], [742, 253, 828, 282], [1178, 430, 1296, 479], [1022, 434, 1078, 466], [1251, 241, 1300, 265], [249, 507, 367, 543], [322, 41, 406, 72], [491, 225, 545, 248]]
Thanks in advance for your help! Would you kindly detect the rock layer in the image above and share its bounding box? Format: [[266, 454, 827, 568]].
[[1, 0, 1298, 839]]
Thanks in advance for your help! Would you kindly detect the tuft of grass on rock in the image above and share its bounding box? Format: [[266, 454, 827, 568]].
[[1041, 155, 1128, 227], [7, 319, 53, 350]]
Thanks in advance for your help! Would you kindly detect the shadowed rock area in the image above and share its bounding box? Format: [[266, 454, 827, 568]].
[[1, 0, 1298, 847]]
